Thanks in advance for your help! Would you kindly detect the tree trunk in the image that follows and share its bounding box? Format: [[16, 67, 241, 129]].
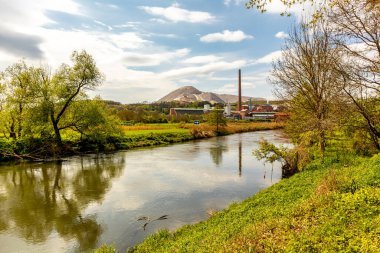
[[9, 117, 16, 139], [50, 113, 62, 145], [53, 122, 62, 145], [17, 103, 23, 139]]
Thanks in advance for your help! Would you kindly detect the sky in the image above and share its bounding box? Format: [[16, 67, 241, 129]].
[[0, 0, 311, 103]]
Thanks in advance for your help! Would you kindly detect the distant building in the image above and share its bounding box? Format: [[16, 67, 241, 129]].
[[224, 103, 231, 116], [169, 108, 209, 116], [252, 104, 274, 112]]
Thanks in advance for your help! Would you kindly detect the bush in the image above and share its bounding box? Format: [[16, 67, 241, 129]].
[[253, 139, 310, 177], [93, 245, 117, 253]]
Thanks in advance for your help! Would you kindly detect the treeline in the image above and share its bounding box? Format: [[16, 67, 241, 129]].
[[0, 51, 122, 159], [109, 101, 211, 124]]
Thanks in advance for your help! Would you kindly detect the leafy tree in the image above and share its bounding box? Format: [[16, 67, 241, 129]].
[[39, 50, 103, 144], [272, 23, 343, 152], [65, 97, 122, 142], [207, 105, 227, 135], [0, 62, 41, 139]]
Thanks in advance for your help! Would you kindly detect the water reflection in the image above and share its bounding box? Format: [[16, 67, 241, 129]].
[[239, 138, 242, 177], [0, 154, 125, 252], [209, 137, 228, 166]]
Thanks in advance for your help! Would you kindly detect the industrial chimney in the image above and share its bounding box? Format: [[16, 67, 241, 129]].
[[238, 69, 242, 111]]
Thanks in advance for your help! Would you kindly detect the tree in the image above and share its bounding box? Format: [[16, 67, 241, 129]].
[[0, 62, 41, 139], [64, 97, 122, 141], [207, 105, 227, 135], [271, 23, 343, 152], [246, 0, 379, 16], [40, 50, 103, 144], [328, 0, 380, 149]]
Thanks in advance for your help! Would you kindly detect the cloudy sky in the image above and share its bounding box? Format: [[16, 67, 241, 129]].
[[0, 0, 308, 103]]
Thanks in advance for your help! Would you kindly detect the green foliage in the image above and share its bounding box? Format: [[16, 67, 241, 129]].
[[93, 245, 117, 253], [253, 139, 310, 177], [206, 106, 227, 135], [0, 51, 124, 159]]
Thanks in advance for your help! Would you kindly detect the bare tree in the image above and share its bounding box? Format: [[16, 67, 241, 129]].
[[328, 0, 380, 149], [272, 23, 343, 152]]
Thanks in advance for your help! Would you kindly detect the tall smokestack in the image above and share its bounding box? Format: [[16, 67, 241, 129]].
[[238, 69, 242, 111]]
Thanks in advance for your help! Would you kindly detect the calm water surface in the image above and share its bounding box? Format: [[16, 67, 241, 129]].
[[0, 130, 289, 253]]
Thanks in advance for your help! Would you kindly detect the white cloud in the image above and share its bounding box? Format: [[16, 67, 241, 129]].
[[94, 20, 113, 31], [95, 2, 119, 9], [181, 55, 223, 64], [161, 60, 246, 79], [213, 83, 237, 94], [224, 0, 244, 6], [139, 4, 215, 23], [0, 0, 83, 31], [254, 50, 283, 64], [108, 32, 150, 49], [213, 81, 256, 94], [275, 31, 289, 39], [200, 30, 253, 43], [178, 79, 199, 85], [149, 18, 168, 24], [113, 22, 140, 30], [264, 0, 320, 20], [123, 48, 190, 67]]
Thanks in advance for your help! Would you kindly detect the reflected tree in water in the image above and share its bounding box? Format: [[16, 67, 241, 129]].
[[0, 154, 125, 251], [209, 138, 228, 166]]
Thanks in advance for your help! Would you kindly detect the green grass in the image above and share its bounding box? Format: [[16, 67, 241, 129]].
[[128, 152, 380, 252], [123, 128, 189, 137], [118, 131, 194, 149]]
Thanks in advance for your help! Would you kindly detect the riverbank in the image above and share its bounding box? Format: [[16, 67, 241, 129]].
[[119, 151, 380, 252], [0, 122, 283, 162]]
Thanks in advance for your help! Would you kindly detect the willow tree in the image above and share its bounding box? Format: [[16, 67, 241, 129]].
[[42, 50, 103, 144], [272, 23, 343, 152]]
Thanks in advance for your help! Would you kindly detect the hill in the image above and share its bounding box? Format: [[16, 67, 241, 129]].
[[157, 86, 265, 104]]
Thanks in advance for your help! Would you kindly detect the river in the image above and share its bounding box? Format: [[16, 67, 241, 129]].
[[0, 130, 289, 253]]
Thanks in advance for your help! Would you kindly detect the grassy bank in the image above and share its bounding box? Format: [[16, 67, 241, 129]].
[[117, 122, 283, 149], [0, 122, 283, 162], [122, 150, 380, 252]]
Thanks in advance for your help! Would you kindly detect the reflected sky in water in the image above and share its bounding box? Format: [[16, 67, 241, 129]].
[[0, 130, 289, 253]]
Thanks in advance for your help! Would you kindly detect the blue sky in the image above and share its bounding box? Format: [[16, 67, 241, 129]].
[[0, 0, 310, 103]]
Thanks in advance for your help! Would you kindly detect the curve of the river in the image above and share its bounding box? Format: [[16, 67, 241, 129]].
[[0, 130, 289, 253]]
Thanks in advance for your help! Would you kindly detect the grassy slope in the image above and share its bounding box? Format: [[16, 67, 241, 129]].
[[130, 153, 380, 252]]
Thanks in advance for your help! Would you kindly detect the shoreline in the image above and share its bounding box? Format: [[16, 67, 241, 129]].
[[125, 152, 379, 253], [0, 122, 284, 163]]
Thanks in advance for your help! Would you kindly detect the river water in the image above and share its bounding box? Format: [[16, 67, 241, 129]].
[[0, 130, 289, 253]]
